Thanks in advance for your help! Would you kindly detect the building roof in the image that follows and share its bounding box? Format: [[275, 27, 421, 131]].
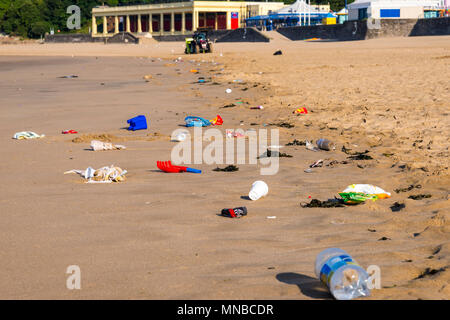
[[276, 0, 320, 14]]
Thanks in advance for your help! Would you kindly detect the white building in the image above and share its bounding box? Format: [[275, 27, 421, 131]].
[[274, 0, 331, 26], [276, 0, 330, 13], [347, 0, 444, 20]]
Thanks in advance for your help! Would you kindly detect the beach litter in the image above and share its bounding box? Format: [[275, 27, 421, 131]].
[[90, 140, 126, 151], [293, 107, 308, 114], [157, 160, 201, 173], [305, 140, 319, 151], [185, 116, 210, 127], [309, 159, 324, 168], [13, 131, 45, 140], [226, 129, 245, 138], [172, 132, 188, 142], [316, 139, 336, 151], [315, 248, 370, 300], [220, 207, 247, 218], [185, 115, 223, 127], [64, 165, 127, 183], [62, 130, 78, 134], [213, 165, 239, 172], [143, 74, 152, 82], [248, 181, 268, 201], [273, 50, 283, 55], [250, 105, 264, 110], [339, 184, 391, 204], [127, 115, 147, 131], [225, 88, 232, 94]]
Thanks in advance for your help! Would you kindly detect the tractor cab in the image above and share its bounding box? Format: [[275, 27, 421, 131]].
[[185, 29, 213, 54]]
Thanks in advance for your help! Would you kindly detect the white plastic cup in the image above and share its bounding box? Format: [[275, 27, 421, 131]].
[[248, 181, 269, 201], [175, 132, 187, 142]]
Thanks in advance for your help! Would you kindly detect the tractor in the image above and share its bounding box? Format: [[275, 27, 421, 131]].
[[185, 29, 213, 54]]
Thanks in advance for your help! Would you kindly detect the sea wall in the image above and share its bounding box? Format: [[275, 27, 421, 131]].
[[276, 17, 450, 41]]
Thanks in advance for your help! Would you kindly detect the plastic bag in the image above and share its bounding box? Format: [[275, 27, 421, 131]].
[[342, 184, 391, 198], [338, 192, 378, 204], [339, 184, 391, 204]]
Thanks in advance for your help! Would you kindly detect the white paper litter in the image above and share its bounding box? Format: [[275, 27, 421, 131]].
[[90, 140, 126, 151], [13, 131, 45, 140], [305, 140, 319, 152], [64, 165, 127, 183]]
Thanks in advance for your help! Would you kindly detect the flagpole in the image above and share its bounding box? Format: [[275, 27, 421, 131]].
[[302, 0, 305, 26], [308, 0, 311, 25]]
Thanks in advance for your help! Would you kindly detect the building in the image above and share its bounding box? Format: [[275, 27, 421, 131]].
[[322, 12, 338, 24], [347, 0, 445, 20], [245, 0, 331, 28], [91, 1, 286, 37], [336, 7, 348, 23]]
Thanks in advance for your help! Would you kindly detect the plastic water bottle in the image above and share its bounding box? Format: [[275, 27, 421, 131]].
[[315, 248, 370, 300], [316, 138, 336, 151]]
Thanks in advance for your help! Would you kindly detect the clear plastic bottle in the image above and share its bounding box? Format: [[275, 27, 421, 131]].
[[316, 138, 336, 151], [315, 248, 371, 300]]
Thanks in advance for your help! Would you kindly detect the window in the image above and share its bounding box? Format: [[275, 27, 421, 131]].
[[380, 9, 400, 18], [358, 8, 368, 20]]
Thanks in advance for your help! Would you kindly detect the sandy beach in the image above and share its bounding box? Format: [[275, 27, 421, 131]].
[[0, 35, 449, 299]]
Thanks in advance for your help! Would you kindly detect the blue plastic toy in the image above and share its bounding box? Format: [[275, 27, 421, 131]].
[[127, 115, 147, 131], [184, 116, 211, 127]]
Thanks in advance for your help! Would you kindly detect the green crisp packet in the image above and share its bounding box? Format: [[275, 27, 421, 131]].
[[338, 192, 378, 204]]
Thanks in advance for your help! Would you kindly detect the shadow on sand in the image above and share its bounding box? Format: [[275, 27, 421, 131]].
[[276, 272, 332, 299]]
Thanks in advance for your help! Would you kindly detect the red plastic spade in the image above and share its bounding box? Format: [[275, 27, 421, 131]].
[[157, 161, 201, 173]]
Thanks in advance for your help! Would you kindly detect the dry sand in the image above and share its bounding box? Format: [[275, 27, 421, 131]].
[[0, 36, 449, 299]]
